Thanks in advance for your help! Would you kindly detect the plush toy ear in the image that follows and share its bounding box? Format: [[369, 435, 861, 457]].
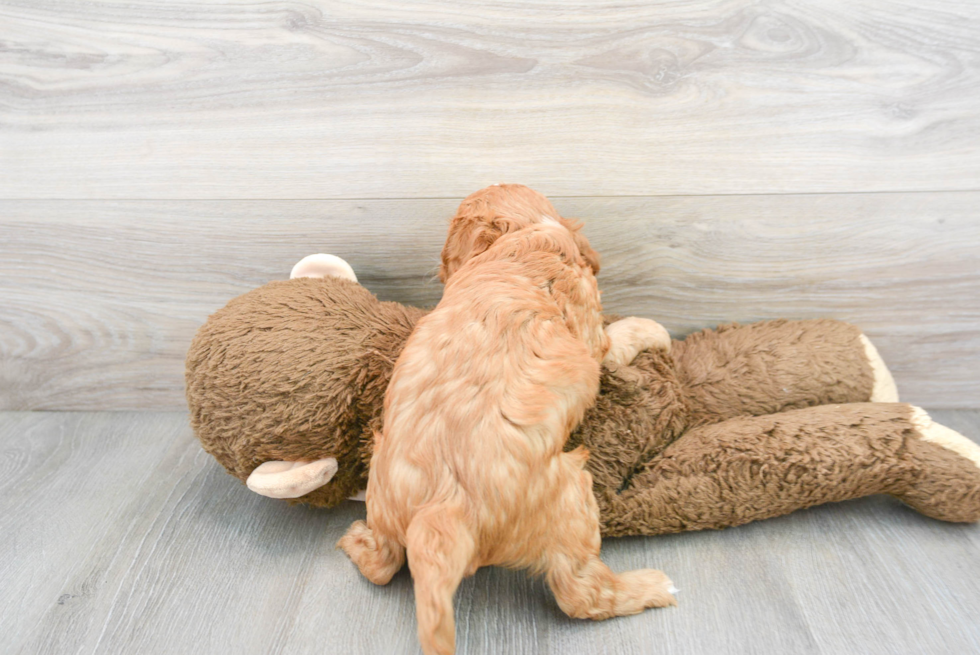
[[290, 254, 358, 282], [245, 458, 339, 499]]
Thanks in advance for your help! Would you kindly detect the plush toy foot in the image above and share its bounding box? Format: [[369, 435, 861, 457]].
[[860, 334, 899, 402], [910, 407, 980, 469], [896, 407, 980, 523], [290, 254, 358, 282], [598, 403, 980, 537], [246, 458, 339, 499], [604, 317, 671, 367]]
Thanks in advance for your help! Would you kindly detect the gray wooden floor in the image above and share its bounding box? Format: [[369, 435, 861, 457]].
[[3, 409, 979, 655]]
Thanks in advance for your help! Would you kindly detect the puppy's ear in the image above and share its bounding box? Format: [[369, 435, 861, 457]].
[[439, 214, 523, 282], [561, 218, 601, 274], [440, 217, 490, 282]]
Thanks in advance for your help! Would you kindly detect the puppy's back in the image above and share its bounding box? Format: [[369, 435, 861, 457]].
[[370, 224, 606, 539]]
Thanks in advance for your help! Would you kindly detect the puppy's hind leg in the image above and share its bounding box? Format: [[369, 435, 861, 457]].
[[405, 505, 476, 655], [547, 555, 677, 620], [338, 520, 406, 585], [544, 456, 676, 620]]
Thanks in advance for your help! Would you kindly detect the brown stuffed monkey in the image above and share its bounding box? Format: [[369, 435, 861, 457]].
[[185, 186, 980, 537]]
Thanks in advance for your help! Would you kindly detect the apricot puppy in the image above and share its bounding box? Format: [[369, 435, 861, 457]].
[[339, 192, 675, 655]]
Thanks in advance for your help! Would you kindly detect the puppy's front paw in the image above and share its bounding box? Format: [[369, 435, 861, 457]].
[[604, 317, 671, 366]]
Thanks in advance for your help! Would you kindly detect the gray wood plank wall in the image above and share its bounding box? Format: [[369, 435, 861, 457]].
[[2, 193, 978, 410], [1, 1, 979, 410], [2, 1, 979, 198]]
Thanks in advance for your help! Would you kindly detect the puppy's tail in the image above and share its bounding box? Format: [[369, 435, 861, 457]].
[[406, 504, 476, 655]]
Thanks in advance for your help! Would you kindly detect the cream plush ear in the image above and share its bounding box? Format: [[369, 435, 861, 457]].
[[290, 254, 358, 282], [246, 458, 339, 499]]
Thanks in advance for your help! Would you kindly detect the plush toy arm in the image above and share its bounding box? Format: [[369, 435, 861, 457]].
[[597, 403, 980, 537], [603, 317, 671, 367], [568, 347, 688, 499], [672, 319, 897, 427]]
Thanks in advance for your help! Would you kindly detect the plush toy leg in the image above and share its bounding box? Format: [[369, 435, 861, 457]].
[[290, 253, 358, 282], [246, 459, 338, 499], [598, 403, 980, 537], [671, 319, 890, 427]]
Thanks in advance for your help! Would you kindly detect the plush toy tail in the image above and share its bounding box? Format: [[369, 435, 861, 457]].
[[598, 403, 980, 537]]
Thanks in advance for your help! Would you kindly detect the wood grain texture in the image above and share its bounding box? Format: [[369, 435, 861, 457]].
[[1, 0, 979, 199], [2, 410, 979, 654], [2, 192, 978, 411]]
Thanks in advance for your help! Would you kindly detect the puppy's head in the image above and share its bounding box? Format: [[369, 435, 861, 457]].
[[439, 184, 600, 282]]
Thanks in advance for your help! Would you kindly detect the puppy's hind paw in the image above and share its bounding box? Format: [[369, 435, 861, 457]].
[[337, 520, 373, 565], [337, 520, 405, 585], [619, 568, 678, 610]]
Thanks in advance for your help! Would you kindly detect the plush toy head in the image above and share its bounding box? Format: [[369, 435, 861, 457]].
[[185, 273, 426, 506], [439, 184, 600, 282]]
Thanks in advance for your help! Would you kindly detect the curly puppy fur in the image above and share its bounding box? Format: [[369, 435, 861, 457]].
[[439, 184, 601, 282], [339, 200, 674, 655]]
